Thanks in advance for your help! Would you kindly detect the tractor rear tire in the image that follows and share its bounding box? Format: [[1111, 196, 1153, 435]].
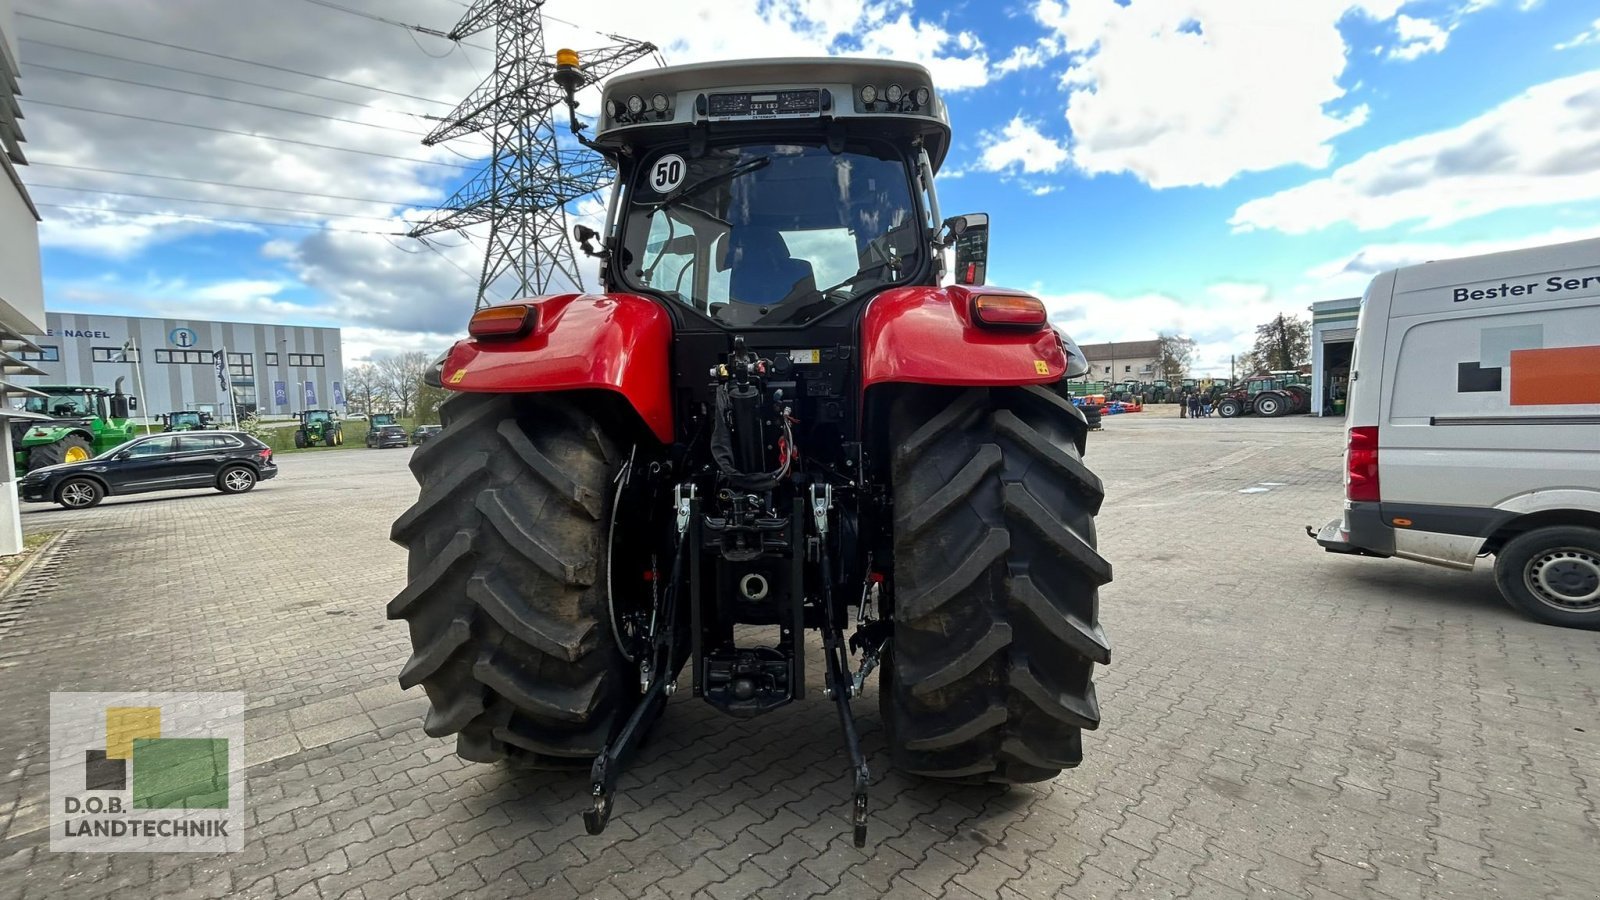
[[388, 392, 635, 766], [884, 385, 1111, 784], [28, 435, 93, 471]]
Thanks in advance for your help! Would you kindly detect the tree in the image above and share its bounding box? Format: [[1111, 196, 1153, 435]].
[[415, 377, 449, 425], [1247, 314, 1310, 373], [343, 364, 382, 415], [1155, 333, 1196, 380], [375, 351, 432, 418]]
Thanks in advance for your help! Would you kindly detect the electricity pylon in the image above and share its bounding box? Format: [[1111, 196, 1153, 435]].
[[408, 0, 654, 307]]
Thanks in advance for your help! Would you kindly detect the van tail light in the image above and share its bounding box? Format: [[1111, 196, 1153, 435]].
[[972, 294, 1047, 328], [1346, 426, 1379, 502], [469, 303, 537, 339]]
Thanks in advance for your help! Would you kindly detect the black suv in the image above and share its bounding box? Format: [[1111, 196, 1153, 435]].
[[367, 425, 408, 448], [19, 431, 277, 510], [410, 424, 442, 446]]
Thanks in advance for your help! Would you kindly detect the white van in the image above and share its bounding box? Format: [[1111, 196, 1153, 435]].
[[1311, 237, 1600, 629]]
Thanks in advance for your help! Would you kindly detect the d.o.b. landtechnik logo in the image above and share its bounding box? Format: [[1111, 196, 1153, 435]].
[[49, 692, 245, 852]]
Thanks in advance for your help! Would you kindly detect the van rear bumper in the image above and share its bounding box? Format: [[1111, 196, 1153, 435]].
[[1309, 502, 1394, 558]]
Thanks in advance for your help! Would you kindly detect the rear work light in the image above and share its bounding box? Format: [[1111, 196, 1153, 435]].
[[468, 304, 537, 339], [972, 294, 1047, 328], [1346, 426, 1380, 503]]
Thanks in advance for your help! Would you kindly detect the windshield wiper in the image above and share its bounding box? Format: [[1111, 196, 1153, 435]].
[[644, 156, 771, 216]]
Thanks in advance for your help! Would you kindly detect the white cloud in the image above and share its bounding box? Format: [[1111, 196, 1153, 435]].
[[1231, 71, 1600, 234], [1389, 15, 1450, 60], [995, 39, 1058, 74], [547, 0, 990, 92], [1304, 224, 1600, 285], [1555, 17, 1600, 50], [977, 116, 1070, 175], [1043, 281, 1301, 375], [1030, 0, 1409, 188]]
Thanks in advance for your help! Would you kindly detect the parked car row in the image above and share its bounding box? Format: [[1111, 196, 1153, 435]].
[[17, 420, 444, 511], [18, 431, 276, 509]]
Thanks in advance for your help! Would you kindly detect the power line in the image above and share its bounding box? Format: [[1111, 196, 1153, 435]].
[[28, 161, 435, 207], [36, 203, 407, 235], [21, 38, 435, 121], [17, 12, 455, 106], [28, 182, 410, 222], [23, 99, 476, 170], [295, 0, 493, 52], [24, 62, 431, 136]]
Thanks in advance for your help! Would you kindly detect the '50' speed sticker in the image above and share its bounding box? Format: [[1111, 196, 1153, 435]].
[[651, 154, 686, 193]]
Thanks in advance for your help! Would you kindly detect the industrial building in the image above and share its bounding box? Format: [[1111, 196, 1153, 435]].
[[14, 312, 345, 421], [1310, 297, 1360, 416], [1078, 339, 1161, 379], [0, 0, 46, 554]]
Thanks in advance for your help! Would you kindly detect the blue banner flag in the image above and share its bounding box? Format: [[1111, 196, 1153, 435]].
[[303, 381, 317, 406], [332, 381, 345, 406], [273, 381, 287, 407]]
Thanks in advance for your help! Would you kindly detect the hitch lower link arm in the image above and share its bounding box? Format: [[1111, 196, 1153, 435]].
[[813, 484, 872, 848], [583, 485, 695, 836]]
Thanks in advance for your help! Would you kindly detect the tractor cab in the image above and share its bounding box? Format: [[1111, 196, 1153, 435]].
[[370, 413, 397, 428], [586, 58, 961, 329], [161, 410, 213, 432]]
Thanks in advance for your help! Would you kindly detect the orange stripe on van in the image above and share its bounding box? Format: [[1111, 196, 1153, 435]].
[[1509, 345, 1600, 405]]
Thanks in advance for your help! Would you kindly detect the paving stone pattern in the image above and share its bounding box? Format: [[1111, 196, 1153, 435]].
[[0, 414, 1595, 899]]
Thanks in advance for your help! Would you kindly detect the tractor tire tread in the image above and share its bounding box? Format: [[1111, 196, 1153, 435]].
[[389, 392, 631, 765], [885, 386, 1109, 785]]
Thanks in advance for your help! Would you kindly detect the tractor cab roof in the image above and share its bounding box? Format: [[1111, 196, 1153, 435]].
[[595, 57, 951, 171]]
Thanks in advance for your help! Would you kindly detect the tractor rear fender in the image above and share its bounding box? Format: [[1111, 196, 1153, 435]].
[[860, 285, 1070, 391], [21, 425, 93, 448], [440, 293, 673, 444]]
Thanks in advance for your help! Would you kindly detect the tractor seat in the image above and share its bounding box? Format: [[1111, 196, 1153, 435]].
[[726, 228, 815, 306]]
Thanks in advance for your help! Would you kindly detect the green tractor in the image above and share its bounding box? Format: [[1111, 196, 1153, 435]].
[[160, 410, 214, 432], [11, 379, 141, 472], [369, 413, 398, 428], [293, 409, 344, 448]]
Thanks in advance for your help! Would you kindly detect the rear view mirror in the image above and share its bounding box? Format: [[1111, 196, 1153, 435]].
[[947, 213, 989, 286]]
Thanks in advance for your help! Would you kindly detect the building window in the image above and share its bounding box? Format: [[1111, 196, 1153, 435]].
[[265, 352, 279, 366], [1124, 365, 1131, 373], [155, 349, 212, 365], [19, 346, 59, 363], [228, 352, 254, 378], [91, 346, 141, 363], [287, 353, 325, 367], [1103, 365, 1110, 374]]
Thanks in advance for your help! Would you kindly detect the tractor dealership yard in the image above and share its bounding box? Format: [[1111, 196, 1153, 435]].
[[0, 415, 1595, 899]]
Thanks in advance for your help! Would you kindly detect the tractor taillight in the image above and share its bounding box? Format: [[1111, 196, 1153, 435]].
[[469, 304, 537, 339], [1346, 426, 1379, 503], [972, 294, 1047, 328]]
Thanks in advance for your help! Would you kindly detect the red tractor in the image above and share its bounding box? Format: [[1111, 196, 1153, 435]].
[[389, 56, 1111, 845], [1216, 375, 1306, 418]]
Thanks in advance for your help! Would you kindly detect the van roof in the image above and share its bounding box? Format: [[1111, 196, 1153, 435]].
[[1391, 236, 1600, 293]]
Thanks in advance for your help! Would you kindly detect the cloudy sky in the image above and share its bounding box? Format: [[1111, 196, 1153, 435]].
[[13, 0, 1600, 372]]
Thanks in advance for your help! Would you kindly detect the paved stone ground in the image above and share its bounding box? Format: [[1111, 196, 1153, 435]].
[[0, 411, 1596, 899]]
